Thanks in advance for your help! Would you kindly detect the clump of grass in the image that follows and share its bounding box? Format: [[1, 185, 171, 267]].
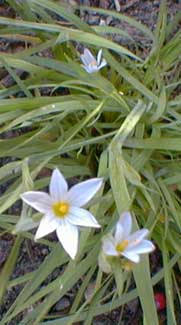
[[0, 1, 180, 324]]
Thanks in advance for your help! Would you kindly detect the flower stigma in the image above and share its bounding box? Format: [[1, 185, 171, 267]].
[[53, 201, 69, 218], [116, 240, 129, 253]]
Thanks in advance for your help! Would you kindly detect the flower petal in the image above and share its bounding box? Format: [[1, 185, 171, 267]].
[[67, 178, 103, 207], [126, 240, 155, 254], [21, 191, 52, 213], [83, 48, 96, 64], [82, 64, 98, 73], [127, 229, 149, 247], [97, 49, 102, 65], [82, 65, 92, 73], [98, 59, 107, 70], [68, 207, 100, 228], [114, 221, 124, 243], [56, 221, 79, 259], [81, 51, 95, 66], [115, 211, 132, 242], [80, 55, 89, 66], [122, 251, 140, 263], [35, 213, 59, 240], [89, 65, 99, 73], [102, 237, 118, 256], [49, 168, 68, 201]]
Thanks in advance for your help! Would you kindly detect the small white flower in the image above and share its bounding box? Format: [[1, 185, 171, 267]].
[[80, 48, 107, 73], [102, 212, 155, 263], [21, 169, 103, 259]]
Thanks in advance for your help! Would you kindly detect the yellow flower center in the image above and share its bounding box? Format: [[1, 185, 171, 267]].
[[53, 201, 69, 218], [90, 60, 97, 67], [116, 240, 129, 253]]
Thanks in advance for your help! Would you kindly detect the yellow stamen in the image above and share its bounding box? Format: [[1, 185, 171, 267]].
[[116, 240, 129, 253], [53, 201, 69, 218], [90, 60, 97, 67]]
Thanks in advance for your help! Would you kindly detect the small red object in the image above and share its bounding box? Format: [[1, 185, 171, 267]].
[[154, 292, 166, 311], [91, 127, 97, 136]]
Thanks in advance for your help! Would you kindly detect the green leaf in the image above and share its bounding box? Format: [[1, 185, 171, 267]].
[[112, 259, 124, 297], [0, 236, 23, 304]]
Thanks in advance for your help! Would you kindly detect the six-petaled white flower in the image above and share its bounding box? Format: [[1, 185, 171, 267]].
[[80, 48, 107, 73], [102, 211, 155, 263], [21, 169, 103, 259]]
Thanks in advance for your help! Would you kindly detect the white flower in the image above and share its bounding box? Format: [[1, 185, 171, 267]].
[[80, 48, 107, 73], [102, 212, 155, 263], [21, 169, 103, 259]]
